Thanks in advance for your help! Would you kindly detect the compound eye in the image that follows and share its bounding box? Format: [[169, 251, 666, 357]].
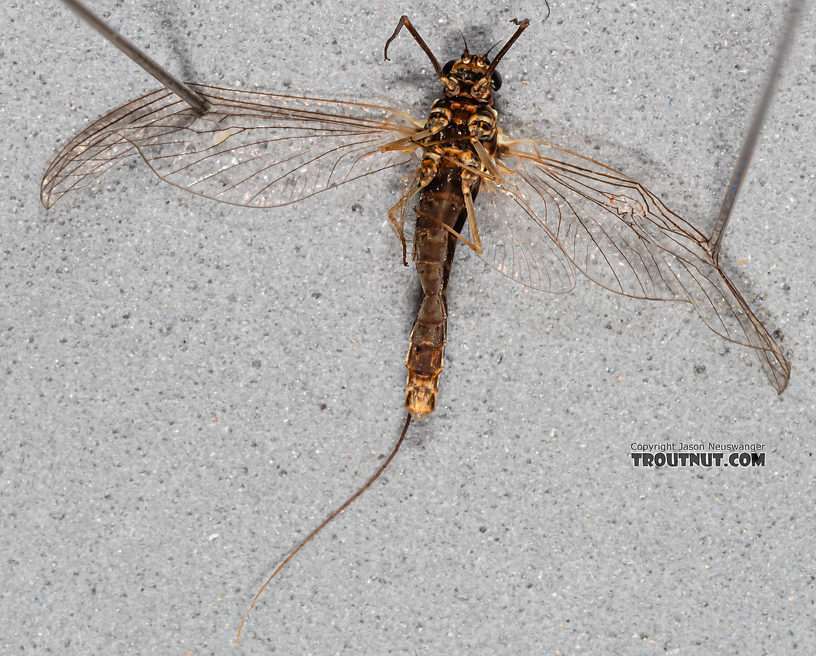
[[491, 70, 502, 91], [442, 59, 456, 76]]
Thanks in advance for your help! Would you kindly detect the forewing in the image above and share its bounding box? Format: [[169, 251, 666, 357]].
[[41, 84, 419, 209], [495, 139, 789, 392]]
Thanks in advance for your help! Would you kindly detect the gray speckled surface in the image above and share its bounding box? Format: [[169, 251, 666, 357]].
[[3, 1, 815, 654]]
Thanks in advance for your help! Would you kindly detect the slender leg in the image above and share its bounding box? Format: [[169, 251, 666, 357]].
[[461, 177, 483, 254], [414, 182, 483, 256], [476, 18, 530, 92], [383, 15, 444, 79], [387, 174, 423, 266], [470, 138, 498, 177], [379, 129, 436, 153]]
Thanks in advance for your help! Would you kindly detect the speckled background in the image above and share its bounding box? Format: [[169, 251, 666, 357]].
[[3, 1, 815, 654]]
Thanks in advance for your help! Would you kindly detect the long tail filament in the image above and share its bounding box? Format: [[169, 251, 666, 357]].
[[236, 413, 413, 643]]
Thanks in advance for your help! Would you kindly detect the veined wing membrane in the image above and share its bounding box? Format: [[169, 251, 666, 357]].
[[475, 182, 576, 293], [492, 138, 789, 392], [393, 145, 576, 293], [41, 84, 420, 209]]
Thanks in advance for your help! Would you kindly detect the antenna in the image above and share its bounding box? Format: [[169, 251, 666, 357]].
[[59, 0, 209, 115]]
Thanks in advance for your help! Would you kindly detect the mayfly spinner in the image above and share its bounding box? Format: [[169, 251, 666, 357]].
[[41, 12, 791, 415], [42, 0, 797, 640]]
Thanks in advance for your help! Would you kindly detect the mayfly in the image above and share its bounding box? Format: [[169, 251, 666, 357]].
[[42, 0, 797, 641]]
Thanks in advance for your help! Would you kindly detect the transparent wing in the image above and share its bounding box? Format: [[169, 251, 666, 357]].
[[389, 165, 577, 293], [489, 138, 789, 392], [41, 84, 420, 209], [474, 182, 576, 293]]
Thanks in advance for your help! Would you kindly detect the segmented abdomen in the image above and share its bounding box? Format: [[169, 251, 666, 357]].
[[405, 168, 467, 420]]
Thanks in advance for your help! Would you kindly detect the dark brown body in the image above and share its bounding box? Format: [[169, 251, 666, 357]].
[[404, 93, 495, 420], [405, 168, 473, 419], [380, 19, 527, 420]]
